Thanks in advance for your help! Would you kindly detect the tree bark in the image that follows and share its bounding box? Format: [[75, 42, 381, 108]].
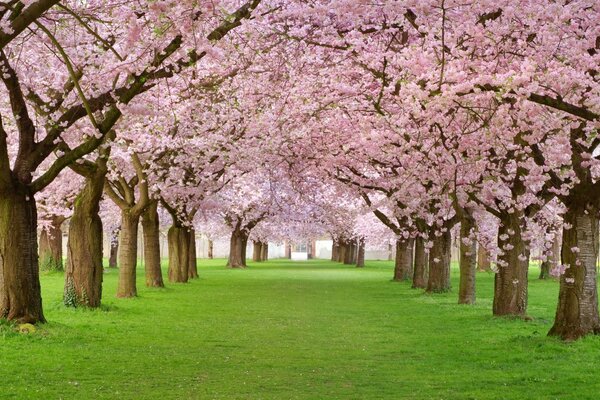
[[459, 216, 477, 304], [116, 211, 140, 298], [493, 213, 529, 317], [167, 225, 189, 283], [108, 228, 119, 268], [39, 216, 64, 272], [343, 240, 355, 265], [331, 239, 339, 262], [253, 241, 262, 262], [207, 239, 214, 259], [427, 231, 452, 293], [285, 241, 292, 259], [412, 237, 428, 289], [64, 174, 104, 308], [548, 207, 600, 340], [393, 238, 414, 281], [477, 245, 491, 272], [261, 242, 268, 261], [141, 201, 164, 288], [188, 229, 198, 279], [0, 189, 45, 323], [356, 238, 365, 268], [227, 228, 248, 268]]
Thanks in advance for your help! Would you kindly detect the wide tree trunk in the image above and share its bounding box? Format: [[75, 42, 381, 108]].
[[548, 207, 600, 340], [253, 241, 262, 262], [167, 225, 189, 282], [427, 231, 452, 293], [227, 228, 248, 268], [207, 239, 214, 259], [393, 238, 414, 281], [108, 230, 119, 268], [412, 237, 428, 289], [459, 216, 477, 304], [39, 216, 64, 272], [337, 240, 346, 263], [477, 245, 491, 272], [188, 229, 198, 279], [493, 213, 529, 317], [0, 189, 45, 323], [116, 211, 140, 298], [141, 201, 164, 288], [64, 175, 104, 308], [343, 240, 355, 265], [261, 242, 268, 261], [540, 235, 560, 280], [356, 238, 365, 268]]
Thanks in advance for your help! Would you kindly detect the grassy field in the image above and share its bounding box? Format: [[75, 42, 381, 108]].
[[1, 259, 600, 399]]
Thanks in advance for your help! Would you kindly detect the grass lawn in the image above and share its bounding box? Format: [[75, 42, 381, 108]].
[[2, 259, 600, 399]]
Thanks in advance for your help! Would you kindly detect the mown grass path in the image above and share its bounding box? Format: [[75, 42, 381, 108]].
[[1, 259, 600, 399]]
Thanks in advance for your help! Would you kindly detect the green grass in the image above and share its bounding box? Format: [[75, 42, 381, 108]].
[[2, 259, 600, 399]]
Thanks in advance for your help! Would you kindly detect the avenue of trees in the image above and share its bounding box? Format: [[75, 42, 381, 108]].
[[0, 0, 599, 342]]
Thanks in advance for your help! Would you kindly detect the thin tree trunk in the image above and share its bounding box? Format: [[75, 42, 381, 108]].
[[64, 174, 104, 308], [116, 211, 140, 298], [493, 213, 529, 317], [331, 239, 339, 262], [0, 189, 45, 323], [548, 207, 600, 340], [188, 229, 198, 279], [540, 235, 560, 280], [261, 242, 268, 261], [227, 228, 248, 268], [253, 241, 262, 262], [207, 239, 214, 259], [394, 238, 414, 281], [412, 237, 428, 288], [141, 201, 164, 288], [459, 216, 477, 304], [167, 225, 189, 282], [109, 229, 119, 268], [39, 216, 64, 272], [477, 245, 491, 272], [427, 231, 452, 293], [356, 238, 365, 268]]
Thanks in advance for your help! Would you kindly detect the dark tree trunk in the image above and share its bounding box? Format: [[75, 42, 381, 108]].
[[261, 242, 268, 261], [548, 207, 600, 340], [207, 239, 214, 259], [356, 238, 365, 268], [331, 239, 339, 262], [141, 201, 164, 288], [188, 229, 198, 279], [337, 240, 346, 263], [227, 228, 248, 268], [108, 229, 119, 268], [412, 237, 428, 289], [343, 240, 355, 265], [393, 239, 414, 281], [285, 241, 292, 259], [253, 241, 262, 262], [64, 174, 104, 308], [427, 231, 452, 293], [459, 216, 477, 304], [116, 211, 140, 298], [477, 245, 491, 272], [167, 225, 189, 283], [0, 188, 45, 323], [493, 213, 529, 317], [540, 235, 560, 280], [39, 216, 64, 272]]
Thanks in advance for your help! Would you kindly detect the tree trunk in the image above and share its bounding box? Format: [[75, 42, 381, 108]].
[[141, 201, 164, 288], [393, 238, 414, 281], [343, 240, 355, 265], [356, 238, 365, 268], [477, 245, 491, 272], [285, 241, 292, 259], [331, 239, 339, 261], [337, 240, 346, 263], [167, 225, 189, 282], [64, 175, 104, 308], [427, 231, 452, 293], [540, 235, 560, 280], [0, 189, 45, 323], [227, 228, 248, 268], [459, 216, 477, 304], [548, 207, 600, 340], [388, 242, 393, 261], [108, 229, 119, 268], [116, 211, 140, 298], [207, 239, 214, 259], [39, 216, 64, 272], [493, 213, 529, 317], [261, 242, 268, 261], [412, 237, 428, 289], [253, 241, 262, 262], [188, 229, 198, 279]]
